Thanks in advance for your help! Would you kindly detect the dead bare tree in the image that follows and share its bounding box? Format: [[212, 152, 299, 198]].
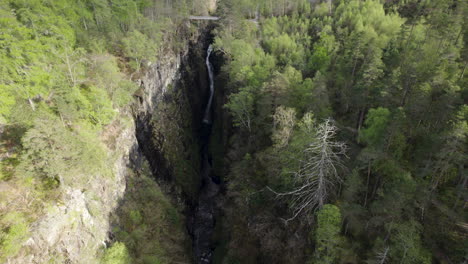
[[365, 246, 390, 264], [269, 118, 347, 222], [376, 247, 389, 264]]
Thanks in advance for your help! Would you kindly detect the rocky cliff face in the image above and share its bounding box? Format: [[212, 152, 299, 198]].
[[12, 26, 212, 263], [15, 114, 135, 263]]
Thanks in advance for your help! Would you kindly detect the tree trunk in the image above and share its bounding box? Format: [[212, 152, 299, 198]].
[[82, 18, 88, 30], [357, 108, 365, 132], [28, 98, 36, 111], [400, 79, 411, 106], [364, 161, 371, 207], [371, 174, 381, 201], [453, 166, 467, 210], [458, 61, 467, 81]]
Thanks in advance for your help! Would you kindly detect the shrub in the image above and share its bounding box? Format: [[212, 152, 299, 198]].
[[0, 212, 29, 260], [102, 242, 130, 264]]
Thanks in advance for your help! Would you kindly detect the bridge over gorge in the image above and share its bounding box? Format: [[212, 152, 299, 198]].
[[188, 16, 220, 20], [188, 13, 259, 24]]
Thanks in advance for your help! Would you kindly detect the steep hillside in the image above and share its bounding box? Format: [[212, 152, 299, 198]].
[[0, 1, 215, 263]]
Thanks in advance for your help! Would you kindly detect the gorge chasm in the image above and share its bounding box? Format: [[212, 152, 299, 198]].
[[133, 26, 225, 264]]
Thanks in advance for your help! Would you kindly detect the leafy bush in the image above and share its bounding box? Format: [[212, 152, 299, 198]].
[[102, 242, 130, 264], [122, 30, 158, 70], [0, 212, 29, 261], [129, 210, 142, 225], [86, 54, 138, 107], [359, 107, 391, 146], [80, 85, 116, 126], [17, 114, 107, 187]]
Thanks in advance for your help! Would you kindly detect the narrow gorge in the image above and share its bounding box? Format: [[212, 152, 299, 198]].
[[132, 29, 225, 264], [192, 44, 221, 264]]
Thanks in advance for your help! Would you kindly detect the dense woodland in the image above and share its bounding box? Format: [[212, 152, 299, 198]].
[[0, 0, 466, 263], [214, 0, 467, 263]]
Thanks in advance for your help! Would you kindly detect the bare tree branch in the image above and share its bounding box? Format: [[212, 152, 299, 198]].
[[269, 118, 347, 222]]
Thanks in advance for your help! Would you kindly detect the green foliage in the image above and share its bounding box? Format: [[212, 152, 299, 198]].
[[149, 89, 201, 200], [114, 80, 139, 106], [261, 16, 311, 69], [359, 107, 391, 146], [387, 221, 431, 264], [215, 37, 276, 87], [274, 113, 316, 184], [0, 212, 29, 261], [17, 114, 107, 187], [225, 87, 255, 131], [80, 85, 116, 125], [129, 210, 142, 225], [164, 206, 181, 225], [0, 0, 465, 263], [102, 242, 131, 264], [87, 54, 138, 107], [122, 30, 159, 70], [215, 0, 467, 263], [329, 0, 406, 115], [0, 0, 186, 213], [0, 0, 211, 262], [313, 204, 343, 264], [264, 33, 304, 67], [0, 85, 15, 124], [110, 170, 190, 264]]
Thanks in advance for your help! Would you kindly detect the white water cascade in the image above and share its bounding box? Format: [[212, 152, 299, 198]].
[[193, 43, 220, 264], [202, 45, 214, 124]]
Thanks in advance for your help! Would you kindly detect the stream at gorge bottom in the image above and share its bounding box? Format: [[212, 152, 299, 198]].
[[191, 44, 221, 264]]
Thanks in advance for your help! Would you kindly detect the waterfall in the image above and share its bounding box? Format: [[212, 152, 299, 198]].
[[193, 44, 220, 264], [203, 45, 214, 124]]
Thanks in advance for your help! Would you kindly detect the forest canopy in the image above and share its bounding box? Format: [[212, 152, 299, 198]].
[[0, 0, 466, 263], [214, 0, 467, 263]]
